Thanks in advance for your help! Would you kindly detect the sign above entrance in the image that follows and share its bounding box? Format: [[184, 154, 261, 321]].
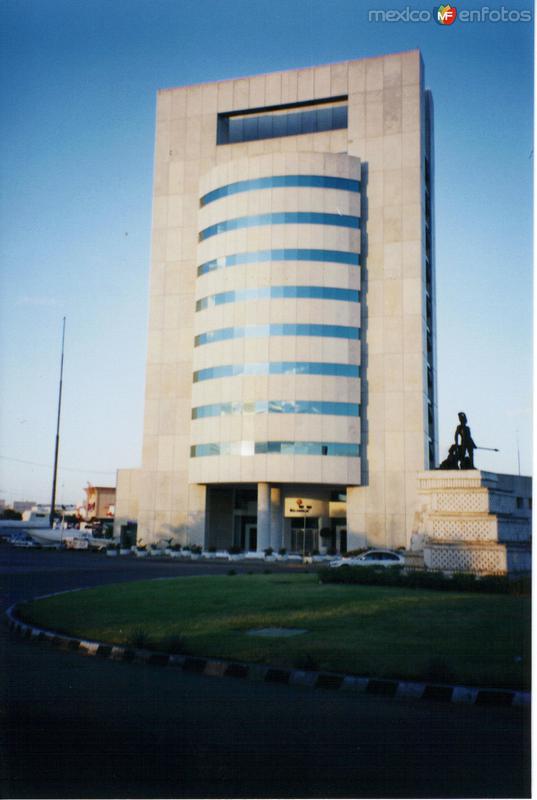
[[284, 498, 324, 518]]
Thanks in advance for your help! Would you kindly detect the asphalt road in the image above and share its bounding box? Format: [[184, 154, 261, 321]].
[[0, 546, 530, 799]]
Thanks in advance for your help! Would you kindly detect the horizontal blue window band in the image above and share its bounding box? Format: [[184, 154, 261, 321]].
[[199, 212, 360, 241], [190, 441, 360, 458], [197, 249, 360, 276], [200, 175, 361, 207], [192, 400, 360, 419], [196, 286, 360, 311], [193, 362, 360, 382], [194, 324, 360, 347]]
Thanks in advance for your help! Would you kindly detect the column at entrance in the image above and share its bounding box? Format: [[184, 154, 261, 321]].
[[270, 486, 282, 550], [257, 482, 270, 553]]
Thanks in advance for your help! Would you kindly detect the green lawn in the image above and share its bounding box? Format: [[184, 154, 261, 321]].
[[19, 573, 530, 689]]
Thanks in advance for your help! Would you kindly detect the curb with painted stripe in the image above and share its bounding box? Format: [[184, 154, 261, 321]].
[[5, 602, 530, 709]]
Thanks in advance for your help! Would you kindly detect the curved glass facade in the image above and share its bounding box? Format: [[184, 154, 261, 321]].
[[196, 286, 360, 311], [192, 400, 360, 419], [193, 361, 361, 383], [200, 175, 360, 207], [199, 211, 360, 242], [197, 248, 360, 276], [194, 323, 360, 347], [190, 441, 360, 457]]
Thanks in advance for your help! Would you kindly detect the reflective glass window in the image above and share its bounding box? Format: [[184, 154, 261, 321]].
[[196, 286, 359, 311], [194, 324, 360, 347], [200, 175, 360, 207], [192, 400, 360, 419], [218, 104, 348, 145], [193, 361, 360, 382], [190, 441, 360, 458], [199, 212, 360, 242], [197, 248, 360, 276]]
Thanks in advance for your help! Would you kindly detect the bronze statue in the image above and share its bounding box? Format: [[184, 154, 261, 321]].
[[438, 444, 460, 470], [455, 411, 476, 469], [437, 412, 479, 470]]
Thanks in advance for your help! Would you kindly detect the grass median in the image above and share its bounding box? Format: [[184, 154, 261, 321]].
[[18, 572, 530, 689]]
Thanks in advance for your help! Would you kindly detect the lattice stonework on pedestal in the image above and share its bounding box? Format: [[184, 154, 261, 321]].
[[434, 491, 489, 513], [430, 517, 496, 542], [426, 544, 507, 574]]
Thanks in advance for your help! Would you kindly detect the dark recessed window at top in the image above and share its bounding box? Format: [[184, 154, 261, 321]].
[[218, 99, 348, 145]]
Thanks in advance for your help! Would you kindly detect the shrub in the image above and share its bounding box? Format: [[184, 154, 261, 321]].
[[190, 545, 202, 554], [264, 547, 274, 556], [228, 544, 242, 554], [317, 566, 529, 594], [208, 545, 217, 553], [278, 548, 287, 556], [159, 634, 187, 654], [127, 629, 155, 650]]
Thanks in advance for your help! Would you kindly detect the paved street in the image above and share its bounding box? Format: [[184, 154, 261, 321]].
[[0, 546, 530, 798]]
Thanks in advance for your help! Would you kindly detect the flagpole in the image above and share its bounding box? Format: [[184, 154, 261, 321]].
[[49, 317, 66, 529]]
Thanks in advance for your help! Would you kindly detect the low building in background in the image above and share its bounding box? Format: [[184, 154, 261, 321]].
[[13, 500, 36, 513], [83, 484, 116, 521]]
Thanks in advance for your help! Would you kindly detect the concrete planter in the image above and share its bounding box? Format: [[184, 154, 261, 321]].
[[106, 549, 118, 557], [119, 548, 131, 556]]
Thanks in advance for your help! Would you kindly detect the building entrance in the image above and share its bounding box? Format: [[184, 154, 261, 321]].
[[290, 518, 319, 555], [243, 523, 257, 552]]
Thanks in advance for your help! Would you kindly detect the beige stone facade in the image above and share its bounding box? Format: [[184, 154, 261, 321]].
[[115, 50, 437, 552]]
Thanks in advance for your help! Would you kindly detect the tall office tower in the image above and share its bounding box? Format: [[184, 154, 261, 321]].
[[115, 50, 437, 553]]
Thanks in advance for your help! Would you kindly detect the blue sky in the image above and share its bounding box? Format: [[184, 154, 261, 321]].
[[0, 0, 533, 505]]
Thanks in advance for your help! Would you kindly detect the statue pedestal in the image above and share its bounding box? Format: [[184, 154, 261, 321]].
[[411, 471, 532, 575]]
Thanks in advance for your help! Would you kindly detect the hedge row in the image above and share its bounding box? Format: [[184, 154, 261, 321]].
[[317, 565, 531, 594]]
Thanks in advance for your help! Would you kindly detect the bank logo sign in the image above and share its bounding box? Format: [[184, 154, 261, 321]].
[[435, 4, 457, 24]]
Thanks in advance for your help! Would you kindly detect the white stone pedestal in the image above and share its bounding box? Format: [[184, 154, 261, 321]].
[[411, 471, 532, 575]]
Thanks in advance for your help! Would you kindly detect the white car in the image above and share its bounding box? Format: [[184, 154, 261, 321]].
[[329, 549, 405, 568]]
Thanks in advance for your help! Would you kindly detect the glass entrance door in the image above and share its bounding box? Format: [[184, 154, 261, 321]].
[[290, 518, 319, 554], [243, 523, 257, 552]]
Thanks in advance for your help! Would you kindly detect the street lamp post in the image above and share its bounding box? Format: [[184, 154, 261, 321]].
[[302, 504, 312, 557], [49, 317, 66, 530]]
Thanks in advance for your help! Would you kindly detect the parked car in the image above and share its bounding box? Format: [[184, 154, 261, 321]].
[[329, 549, 405, 568], [11, 535, 40, 548]]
